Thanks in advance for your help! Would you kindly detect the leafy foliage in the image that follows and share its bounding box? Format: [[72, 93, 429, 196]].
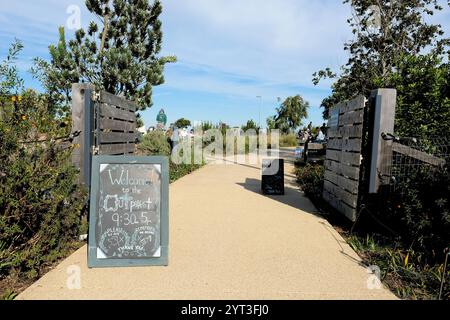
[[386, 53, 450, 138], [174, 118, 191, 128], [279, 134, 298, 147], [347, 234, 449, 300], [295, 164, 324, 203], [313, 0, 450, 119], [137, 130, 171, 156], [0, 39, 24, 96], [199, 121, 214, 132], [266, 116, 276, 130], [385, 163, 450, 257], [271, 95, 309, 134], [136, 131, 203, 182], [241, 119, 260, 133], [32, 0, 176, 109], [0, 44, 86, 280]]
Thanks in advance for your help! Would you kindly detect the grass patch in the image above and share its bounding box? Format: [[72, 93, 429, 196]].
[[279, 134, 298, 147], [345, 233, 448, 300]]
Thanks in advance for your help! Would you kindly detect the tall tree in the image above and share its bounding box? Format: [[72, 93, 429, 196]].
[[241, 119, 260, 132], [266, 116, 276, 130], [313, 0, 450, 119], [273, 95, 309, 134], [174, 118, 191, 128], [33, 0, 176, 110]]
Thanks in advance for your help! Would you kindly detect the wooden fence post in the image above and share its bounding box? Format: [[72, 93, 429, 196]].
[[368, 89, 397, 193], [71, 83, 95, 186]]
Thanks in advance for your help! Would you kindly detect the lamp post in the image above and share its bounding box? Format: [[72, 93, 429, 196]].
[[256, 95, 262, 129]]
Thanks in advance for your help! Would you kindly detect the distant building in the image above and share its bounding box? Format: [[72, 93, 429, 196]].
[[137, 126, 147, 134]]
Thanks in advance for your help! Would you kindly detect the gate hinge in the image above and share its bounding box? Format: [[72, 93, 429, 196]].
[[92, 145, 99, 155]]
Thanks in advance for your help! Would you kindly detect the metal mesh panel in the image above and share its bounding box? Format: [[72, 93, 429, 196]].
[[386, 135, 449, 192]]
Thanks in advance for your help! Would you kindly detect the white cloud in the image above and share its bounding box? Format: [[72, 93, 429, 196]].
[[160, 0, 353, 91]]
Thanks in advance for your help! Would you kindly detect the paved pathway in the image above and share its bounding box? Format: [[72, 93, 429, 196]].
[[17, 157, 396, 299]]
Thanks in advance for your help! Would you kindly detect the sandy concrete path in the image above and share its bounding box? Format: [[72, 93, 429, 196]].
[[17, 159, 396, 300]]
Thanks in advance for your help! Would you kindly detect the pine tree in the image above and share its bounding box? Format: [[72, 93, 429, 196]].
[[33, 0, 176, 111]]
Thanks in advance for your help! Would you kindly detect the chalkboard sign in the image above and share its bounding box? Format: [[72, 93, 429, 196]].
[[88, 156, 169, 267], [261, 159, 285, 195]]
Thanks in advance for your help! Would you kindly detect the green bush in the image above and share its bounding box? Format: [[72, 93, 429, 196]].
[[137, 131, 171, 156], [169, 162, 202, 183], [0, 91, 86, 280], [383, 163, 450, 260], [295, 164, 324, 203], [137, 131, 203, 182], [279, 134, 298, 147]]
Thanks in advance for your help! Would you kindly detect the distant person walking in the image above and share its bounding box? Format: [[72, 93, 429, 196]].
[[316, 129, 325, 142], [320, 122, 328, 139], [156, 109, 167, 130]]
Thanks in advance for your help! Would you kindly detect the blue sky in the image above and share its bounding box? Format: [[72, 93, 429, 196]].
[[1, 0, 449, 129]]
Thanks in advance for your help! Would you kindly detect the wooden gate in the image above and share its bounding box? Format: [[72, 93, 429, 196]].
[[71, 83, 137, 186], [323, 95, 366, 221], [95, 90, 137, 155]]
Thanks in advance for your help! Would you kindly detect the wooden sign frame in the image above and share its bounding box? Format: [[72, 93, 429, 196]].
[[88, 155, 169, 268]]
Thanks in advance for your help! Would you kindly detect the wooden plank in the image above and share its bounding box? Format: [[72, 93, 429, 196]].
[[323, 180, 358, 207], [328, 106, 341, 128], [327, 138, 361, 152], [342, 138, 362, 152], [100, 132, 136, 143], [100, 91, 137, 112], [326, 149, 341, 161], [327, 138, 342, 150], [100, 118, 136, 132], [323, 190, 357, 221], [339, 95, 365, 114], [325, 150, 361, 166], [99, 143, 135, 155], [339, 109, 364, 125], [308, 143, 325, 150], [99, 103, 136, 122], [328, 124, 363, 139], [324, 170, 359, 194], [392, 142, 446, 167], [324, 160, 360, 180]]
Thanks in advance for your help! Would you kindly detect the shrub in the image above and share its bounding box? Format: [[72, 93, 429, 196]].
[[0, 91, 86, 280], [279, 134, 298, 147], [169, 162, 202, 183], [137, 131, 171, 156], [383, 163, 450, 260], [295, 164, 324, 203], [241, 119, 260, 133], [137, 131, 203, 182], [346, 234, 449, 300]]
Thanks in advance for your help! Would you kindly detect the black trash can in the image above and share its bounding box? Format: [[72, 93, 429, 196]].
[[261, 158, 285, 195]]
